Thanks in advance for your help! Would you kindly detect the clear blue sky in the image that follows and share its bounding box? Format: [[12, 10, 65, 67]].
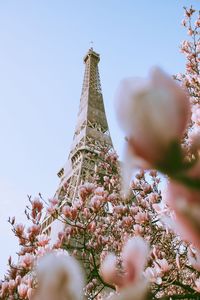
[[0, 0, 199, 276]]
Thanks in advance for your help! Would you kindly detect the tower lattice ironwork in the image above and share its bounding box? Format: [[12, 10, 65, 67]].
[[42, 48, 114, 235]]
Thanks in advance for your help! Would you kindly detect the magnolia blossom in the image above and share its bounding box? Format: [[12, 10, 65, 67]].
[[101, 237, 149, 296], [34, 250, 84, 300], [164, 181, 200, 249], [20, 253, 35, 269], [188, 247, 200, 271], [18, 283, 28, 299], [121, 237, 149, 283], [115, 68, 190, 169], [100, 253, 121, 288], [195, 278, 200, 293], [144, 267, 162, 285], [192, 105, 200, 126], [154, 258, 171, 275]]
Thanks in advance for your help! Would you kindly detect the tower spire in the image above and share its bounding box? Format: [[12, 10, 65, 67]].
[[69, 48, 112, 160]]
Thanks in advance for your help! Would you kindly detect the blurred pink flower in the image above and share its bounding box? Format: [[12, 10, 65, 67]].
[[192, 105, 200, 126], [135, 211, 149, 224], [164, 181, 200, 249], [154, 258, 171, 274], [100, 253, 122, 288], [115, 68, 190, 171], [195, 278, 200, 293], [14, 223, 25, 237], [144, 267, 162, 285], [34, 250, 84, 300], [122, 237, 149, 284], [188, 246, 200, 271], [133, 224, 144, 236], [101, 237, 149, 291], [18, 283, 28, 298], [37, 234, 50, 247], [20, 253, 35, 270], [31, 198, 43, 213]]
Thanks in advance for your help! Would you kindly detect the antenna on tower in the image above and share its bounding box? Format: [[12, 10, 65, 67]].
[[90, 40, 94, 50]]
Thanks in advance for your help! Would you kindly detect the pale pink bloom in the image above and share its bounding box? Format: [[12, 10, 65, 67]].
[[121, 237, 149, 284], [130, 206, 139, 215], [188, 160, 200, 180], [18, 283, 28, 298], [8, 279, 15, 292], [87, 221, 96, 232], [25, 274, 34, 288], [176, 254, 181, 269], [149, 169, 158, 177], [188, 126, 200, 154], [195, 278, 200, 293], [73, 199, 83, 209], [148, 193, 159, 204], [35, 245, 51, 257], [142, 183, 152, 194], [101, 237, 149, 293], [192, 105, 200, 126], [14, 223, 25, 236], [78, 182, 95, 200], [152, 203, 162, 214], [152, 203, 169, 217], [100, 253, 122, 288], [37, 234, 50, 247], [133, 224, 144, 236], [188, 29, 194, 36], [62, 205, 71, 218], [164, 181, 200, 249], [0, 282, 9, 297], [135, 211, 149, 224], [151, 246, 159, 260], [195, 19, 200, 27], [28, 224, 40, 236], [27, 287, 34, 299], [108, 192, 119, 202], [122, 216, 133, 227], [31, 198, 43, 212], [20, 253, 35, 269], [104, 176, 110, 183], [95, 186, 106, 196], [83, 207, 90, 217], [144, 267, 162, 285], [181, 19, 186, 26], [188, 247, 200, 271], [48, 198, 59, 207], [15, 275, 21, 285], [35, 250, 84, 300], [47, 206, 57, 215], [115, 68, 190, 168], [114, 205, 126, 214], [90, 195, 104, 210], [154, 258, 171, 274], [70, 207, 78, 220]]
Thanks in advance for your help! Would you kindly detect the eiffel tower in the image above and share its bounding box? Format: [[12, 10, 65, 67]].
[[42, 48, 114, 235]]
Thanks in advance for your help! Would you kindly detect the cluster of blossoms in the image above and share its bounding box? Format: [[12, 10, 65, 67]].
[[176, 6, 200, 157], [1, 5, 200, 300], [1, 151, 200, 299]]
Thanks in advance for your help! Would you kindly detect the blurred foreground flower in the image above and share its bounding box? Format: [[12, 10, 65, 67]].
[[33, 250, 84, 300], [116, 68, 190, 166], [115, 68, 193, 190], [101, 237, 149, 300], [164, 181, 200, 249]]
